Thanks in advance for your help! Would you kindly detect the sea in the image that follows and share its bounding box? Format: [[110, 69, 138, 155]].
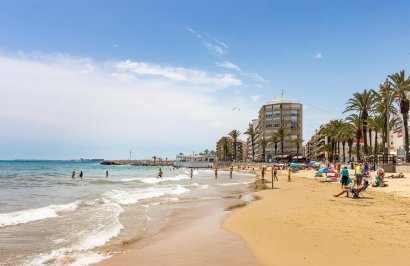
[[0, 161, 255, 266]]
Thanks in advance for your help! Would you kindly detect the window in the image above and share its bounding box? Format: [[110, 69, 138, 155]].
[[274, 123, 280, 128], [266, 123, 272, 128], [265, 105, 273, 110]]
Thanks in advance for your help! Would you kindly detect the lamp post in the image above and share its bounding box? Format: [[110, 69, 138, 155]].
[[383, 78, 390, 164]]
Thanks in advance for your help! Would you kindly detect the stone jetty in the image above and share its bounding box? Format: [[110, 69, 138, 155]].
[[101, 160, 173, 166]]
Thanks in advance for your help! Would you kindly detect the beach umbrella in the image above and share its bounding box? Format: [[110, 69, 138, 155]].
[[309, 160, 316, 164], [313, 162, 321, 166], [317, 168, 335, 173], [290, 163, 298, 167]]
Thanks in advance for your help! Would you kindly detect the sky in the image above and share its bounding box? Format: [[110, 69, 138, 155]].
[[0, 0, 410, 160]]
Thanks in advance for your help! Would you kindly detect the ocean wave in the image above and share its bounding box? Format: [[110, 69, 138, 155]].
[[189, 183, 210, 189], [103, 185, 189, 205], [139, 174, 190, 184], [28, 202, 123, 266], [0, 202, 79, 228]]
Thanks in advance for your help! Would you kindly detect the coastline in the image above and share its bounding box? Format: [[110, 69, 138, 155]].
[[94, 194, 257, 266], [224, 168, 410, 266], [93, 169, 259, 266]]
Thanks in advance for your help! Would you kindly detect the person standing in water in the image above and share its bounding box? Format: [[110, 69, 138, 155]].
[[214, 168, 218, 179], [229, 166, 233, 179], [190, 168, 193, 179], [106, 171, 109, 177], [79, 171, 83, 179], [71, 171, 75, 179], [157, 168, 163, 178]]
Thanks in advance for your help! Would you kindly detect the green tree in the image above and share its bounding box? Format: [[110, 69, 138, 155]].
[[389, 70, 410, 162], [276, 128, 287, 155], [344, 89, 375, 157], [346, 114, 363, 161], [244, 125, 256, 161], [269, 132, 280, 157], [292, 137, 304, 160], [258, 137, 269, 162], [228, 130, 241, 161]]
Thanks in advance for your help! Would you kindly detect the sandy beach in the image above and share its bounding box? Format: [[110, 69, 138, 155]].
[[224, 168, 410, 266]]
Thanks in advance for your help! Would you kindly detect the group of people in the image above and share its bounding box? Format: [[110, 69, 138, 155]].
[[71, 171, 84, 179]]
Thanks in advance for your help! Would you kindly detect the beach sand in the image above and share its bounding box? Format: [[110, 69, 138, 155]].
[[95, 197, 257, 266], [224, 168, 410, 266]]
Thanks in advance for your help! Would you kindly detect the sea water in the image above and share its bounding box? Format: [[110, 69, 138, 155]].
[[0, 161, 254, 265]]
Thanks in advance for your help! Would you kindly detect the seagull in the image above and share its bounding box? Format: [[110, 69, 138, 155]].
[[233, 107, 240, 111]]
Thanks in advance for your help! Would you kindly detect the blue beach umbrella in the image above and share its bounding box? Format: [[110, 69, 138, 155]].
[[290, 163, 298, 167], [309, 161, 316, 164], [317, 168, 335, 173]]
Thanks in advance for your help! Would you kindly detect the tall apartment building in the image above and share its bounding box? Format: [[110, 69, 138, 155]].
[[255, 98, 303, 162]]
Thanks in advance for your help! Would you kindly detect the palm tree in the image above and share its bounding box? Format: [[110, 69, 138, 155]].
[[368, 115, 384, 166], [244, 125, 256, 161], [276, 128, 287, 155], [257, 137, 269, 162], [293, 138, 304, 160], [228, 130, 241, 161], [372, 83, 398, 163], [152, 156, 157, 164], [217, 136, 232, 161], [338, 121, 353, 163], [389, 70, 410, 162], [318, 144, 332, 161], [269, 133, 280, 157], [344, 89, 375, 157], [346, 113, 363, 161]]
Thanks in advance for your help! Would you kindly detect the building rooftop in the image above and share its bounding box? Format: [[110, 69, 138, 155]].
[[262, 98, 302, 106]]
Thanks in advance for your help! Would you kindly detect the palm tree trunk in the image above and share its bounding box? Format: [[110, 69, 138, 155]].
[[374, 132, 378, 166], [369, 129, 372, 148], [348, 141, 353, 161], [251, 137, 255, 161], [342, 141, 346, 163], [356, 133, 361, 161], [403, 110, 410, 162]]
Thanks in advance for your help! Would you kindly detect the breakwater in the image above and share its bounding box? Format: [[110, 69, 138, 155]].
[[100, 160, 174, 166]]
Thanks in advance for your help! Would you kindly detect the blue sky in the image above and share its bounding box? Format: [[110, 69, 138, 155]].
[[0, 1, 410, 159]]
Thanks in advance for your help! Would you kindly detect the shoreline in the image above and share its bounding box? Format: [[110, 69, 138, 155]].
[[93, 170, 259, 266]]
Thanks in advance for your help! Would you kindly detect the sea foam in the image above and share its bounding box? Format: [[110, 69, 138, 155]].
[[0, 202, 78, 228]]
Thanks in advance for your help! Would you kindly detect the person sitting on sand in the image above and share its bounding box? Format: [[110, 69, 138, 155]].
[[334, 180, 369, 197]]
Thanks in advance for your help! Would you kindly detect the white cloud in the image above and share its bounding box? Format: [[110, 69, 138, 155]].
[[114, 60, 241, 89], [216, 61, 267, 83], [188, 28, 228, 55], [313, 53, 323, 59], [251, 95, 261, 102], [0, 53, 250, 159]]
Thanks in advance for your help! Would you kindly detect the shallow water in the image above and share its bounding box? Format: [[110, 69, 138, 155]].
[[0, 161, 254, 265]]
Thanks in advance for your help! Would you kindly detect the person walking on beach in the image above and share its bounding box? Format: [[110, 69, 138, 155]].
[[157, 168, 163, 178], [355, 163, 363, 185], [341, 166, 350, 188], [106, 171, 109, 177], [71, 171, 75, 179], [190, 168, 193, 179], [79, 171, 83, 179], [214, 168, 218, 179], [261, 166, 265, 183], [273, 166, 278, 181], [229, 166, 233, 179], [287, 168, 292, 182]]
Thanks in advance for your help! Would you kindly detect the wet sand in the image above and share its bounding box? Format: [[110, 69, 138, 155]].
[[95, 198, 257, 266]]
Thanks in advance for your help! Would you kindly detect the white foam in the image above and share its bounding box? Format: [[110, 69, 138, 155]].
[[139, 174, 190, 184], [189, 183, 210, 189], [28, 202, 123, 266], [217, 182, 241, 186], [103, 185, 189, 205], [0, 202, 78, 228]]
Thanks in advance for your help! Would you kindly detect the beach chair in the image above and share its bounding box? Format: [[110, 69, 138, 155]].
[[350, 181, 370, 199]]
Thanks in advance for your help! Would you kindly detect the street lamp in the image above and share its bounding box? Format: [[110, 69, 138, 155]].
[[383, 78, 390, 165]]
